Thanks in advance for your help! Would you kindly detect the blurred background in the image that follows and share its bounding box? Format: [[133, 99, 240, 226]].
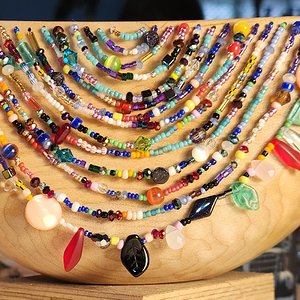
[[0, 0, 299, 21], [0, 1, 299, 299]]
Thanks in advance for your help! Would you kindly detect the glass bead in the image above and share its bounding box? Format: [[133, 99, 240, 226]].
[[192, 144, 209, 162], [151, 167, 169, 184], [2, 167, 16, 180], [104, 55, 121, 72], [188, 194, 218, 220], [228, 134, 239, 144], [281, 127, 300, 151], [282, 73, 296, 84], [291, 21, 300, 35], [1, 143, 18, 160], [16, 41, 38, 67], [222, 140, 234, 152], [63, 48, 78, 66], [287, 100, 300, 125], [55, 148, 74, 163], [63, 227, 84, 272], [165, 225, 185, 250], [143, 31, 159, 48], [1, 64, 14, 76], [121, 234, 149, 277], [53, 123, 71, 145], [147, 187, 164, 205], [230, 181, 259, 210], [233, 21, 251, 36], [25, 194, 62, 230], [251, 160, 275, 181], [270, 90, 291, 106], [134, 136, 151, 151], [271, 138, 300, 170], [189, 128, 206, 144], [227, 41, 241, 57]]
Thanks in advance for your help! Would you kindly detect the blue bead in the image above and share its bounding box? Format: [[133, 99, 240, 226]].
[[281, 82, 294, 92], [179, 161, 187, 168], [1, 143, 18, 160], [70, 116, 82, 129], [85, 207, 89, 213], [163, 204, 169, 211], [291, 21, 300, 35], [36, 132, 50, 145]]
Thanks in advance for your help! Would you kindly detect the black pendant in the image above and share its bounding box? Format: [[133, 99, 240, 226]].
[[188, 195, 219, 221], [121, 235, 149, 277]]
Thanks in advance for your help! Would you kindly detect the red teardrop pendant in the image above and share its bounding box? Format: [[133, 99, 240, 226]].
[[63, 227, 84, 272], [271, 138, 300, 170]]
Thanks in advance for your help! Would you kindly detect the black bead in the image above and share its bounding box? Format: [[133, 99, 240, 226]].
[[78, 125, 84, 132], [188, 194, 219, 220], [207, 53, 215, 60], [186, 174, 194, 183], [81, 46, 88, 52], [162, 54, 175, 69], [151, 167, 169, 184], [110, 170, 116, 176], [121, 234, 149, 277], [164, 88, 176, 101], [166, 77, 176, 88], [141, 89, 152, 101], [42, 186, 50, 194], [172, 199, 182, 210], [82, 127, 88, 134], [93, 133, 99, 140], [262, 150, 268, 157], [171, 46, 181, 57], [100, 211, 108, 218], [143, 30, 159, 48], [81, 177, 87, 183], [126, 92, 133, 102], [212, 113, 220, 119]]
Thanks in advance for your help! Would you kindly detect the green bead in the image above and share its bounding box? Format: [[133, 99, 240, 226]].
[[230, 181, 259, 210], [287, 100, 300, 125], [104, 55, 121, 72], [17, 41, 38, 67], [63, 48, 78, 66], [55, 148, 74, 163], [134, 136, 151, 151]]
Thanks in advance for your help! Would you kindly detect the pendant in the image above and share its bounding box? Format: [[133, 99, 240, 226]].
[[121, 235, 149, 277], [230, 181, 259, 210], [63, 228, 84, 272]]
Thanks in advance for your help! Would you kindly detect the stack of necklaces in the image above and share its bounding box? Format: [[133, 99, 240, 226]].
[[0, 19, 299, 278]]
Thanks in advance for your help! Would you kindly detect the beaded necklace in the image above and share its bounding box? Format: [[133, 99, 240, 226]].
[[0, 95, 298, 275]]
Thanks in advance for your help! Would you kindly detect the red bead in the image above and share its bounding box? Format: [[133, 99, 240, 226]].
[[239, 145, 249, 153], [143, 113, 150, 122], [108, 212, 115, 222], [159, 229, 166, 239], [53, 123, 71, 145], [271, 138, 300, 170], [84, 180, 92, 188], [116, 210, 123, 220], [116, 102, 132, 114], [147, 187, 164, 205], [63, 228, 84, 272], [136, 171, 143, 180], [155, 124, 161, 131], [192, 172, 199, 180], [27, 97, 42, 110], [147, 122, 155, 129], [151, 229, 160, 239], [227, 42, 241, 57], [47, 190, 55, 198], [200, 99, 212, 108], [177, 23, 190, 33]]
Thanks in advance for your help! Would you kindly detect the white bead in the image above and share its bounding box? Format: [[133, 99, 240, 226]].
[[221, 140, 234, 152], [57, 193, 67, 203], [191, 95, 200, 106], [192, 144, 209, 162], [71, 201, 80, 212], [212, 151, 223, 162], [132, 48, 138, 55], [122, 170, 129, 179], [2, 64, 14, 76], [144, 233, 153, 243], [190, 79, 199, 88], [32, 81, 44, 92], [153, 107, 160, 117], [282, 73, 296, 83], [136, 211, 143, 220], [69, 24, 79, 34], [168, 166, 176, 176]]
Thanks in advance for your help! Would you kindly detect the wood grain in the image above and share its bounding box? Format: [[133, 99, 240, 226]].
[[0, 272, 274, 300], [0, 17, 299, 284]]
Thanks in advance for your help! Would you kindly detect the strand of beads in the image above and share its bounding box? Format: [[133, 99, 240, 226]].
[[83, 25, 175, 71], [73, 25, 176, 81], [109, 25, 147, 41], [96, 25, 159, 56]]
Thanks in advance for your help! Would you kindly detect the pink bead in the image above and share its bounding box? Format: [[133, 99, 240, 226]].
[[8, 114, 18, 123], [174, 221, 184, 231], [90, 182, 99, 191], [271, 101, 282, 109], [25, 194, 62, 231], [117, 239, 124, 250], [192, 110, 201, 119], [144, 233, 153, 243], [247, 167, 256, 177]]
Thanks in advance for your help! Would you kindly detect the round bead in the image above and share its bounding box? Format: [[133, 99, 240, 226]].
[[71, 201, 80, 212], [146, 187, 164, 205], [143, 31, 159, 48], [2, 64, 14, 76], [69, 24, 79, 34], [110, 236, 120, 246], [282, 73, 296, 83], [2, 143, 18, 160], [104, 55, 121, 72], [25, 194, 62, 230], [177, 23, 190, 33], [235, 150, 246, 160], [32, 81, 45, 92], [151, 167, 169, 184], [117, 239, 124, 250], [239, 175, 250, 184], [56, 192, 67, 203], [212, 151, 223, 162], [247, 167, 256, 177], [168, 166, 176, 176], [233, 21, 251, 36], [221, 140, 235, 152], [185, 100, 195, 111], [271, 101, 282, 110], [227, 41, 241, 57], [192, 144, 210, 162]]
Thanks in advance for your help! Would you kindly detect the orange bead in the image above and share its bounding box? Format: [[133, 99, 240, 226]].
[[267, 143, 275, 150], [146, 187, 165, 205], [122, 211, 128, 218], [270, 90, 291, 105]]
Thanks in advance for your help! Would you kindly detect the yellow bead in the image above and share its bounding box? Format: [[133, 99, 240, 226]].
[[135, 152, 141, 158], [17, 33, 24, 40], [267, 143, 275, 150], [26, 194, 33, 201], [63, 65, 71, 74], [139, 151, 145, 158], [176, 122, 183, 129], [258, 154, 265, 160], [264, 147, 272, 153], [0, 136, 8, 144], [239, 176, 250, 184], [110, 236, 120, 246], [112, 112, 123, 121], [74, 31, 80, 38], [233, 21, 251, 36], [128, 169, 134, 177], [7, 111, 13, 117], [235, 150, 246, 160], [170, 73, 179, 81], [185, 100, 195, 111], [117, 170, 122, 177], [144, 151, 150, 158], [0, 82, 8, 91]]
